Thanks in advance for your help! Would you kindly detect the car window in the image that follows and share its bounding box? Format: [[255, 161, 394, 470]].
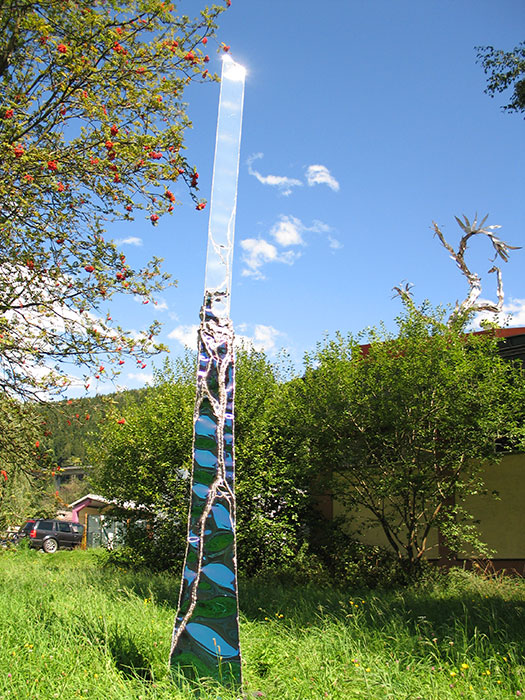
[[71, 524, 84, 533], [21, 521, 35, 532], [37, 521, 54, 531], [58, 522, 71, 533]]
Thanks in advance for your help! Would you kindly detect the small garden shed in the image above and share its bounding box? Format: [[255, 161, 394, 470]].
[[69, 494, 128, 548]]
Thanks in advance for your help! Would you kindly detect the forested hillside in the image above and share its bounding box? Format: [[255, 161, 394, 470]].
[[37, 389, 148, 467]]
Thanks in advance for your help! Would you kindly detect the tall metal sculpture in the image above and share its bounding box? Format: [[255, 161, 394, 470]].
[[170, 55, 246, 688]]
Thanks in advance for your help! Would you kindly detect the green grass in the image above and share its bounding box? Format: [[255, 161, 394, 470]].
[[0, 549, 523, 699]]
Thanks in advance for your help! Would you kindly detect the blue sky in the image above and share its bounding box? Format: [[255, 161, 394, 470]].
[[80, 0, 524, 392]]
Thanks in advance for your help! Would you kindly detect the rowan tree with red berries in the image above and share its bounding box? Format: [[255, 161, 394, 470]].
[[0, 0, 230, 520], [0, 0, 228, 401]]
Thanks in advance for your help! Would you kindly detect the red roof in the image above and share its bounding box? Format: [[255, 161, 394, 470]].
[[358, 327, 525, 357], [474, 327, 525, 338]]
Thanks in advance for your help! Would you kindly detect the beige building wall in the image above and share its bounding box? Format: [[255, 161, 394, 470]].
[[462, 453, 525, 559], [333, 498, 440, 558], [333, 453, 525, 560], [76, 504, 110, 529]]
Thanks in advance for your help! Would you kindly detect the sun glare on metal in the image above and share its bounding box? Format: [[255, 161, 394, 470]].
[[222, 54, 247, 82]]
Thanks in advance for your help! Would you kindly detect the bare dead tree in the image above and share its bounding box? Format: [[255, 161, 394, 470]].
[[394, 215, 521, 326]]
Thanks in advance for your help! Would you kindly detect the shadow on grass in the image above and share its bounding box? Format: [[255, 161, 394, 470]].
[[70, 613, 155, 681], [237, 573, 525, 654], [107, 623, 154, 681], [94, 558, 525, 662]]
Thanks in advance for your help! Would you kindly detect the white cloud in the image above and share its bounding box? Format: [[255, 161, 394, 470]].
[[473, 298, 525, 329], [240, 215, 341, 278], [269, 215, 336, 248], [0, 265, 123, 396], [247, 153, 302, 196], [167, 318, 285, 355], [127, 372, 154, 385], [505, 298, 525, 325], [240, 238, 299, 279], [306, 164, 340, 192], [328, 235, 343, 250], [247, 154, 340, 196], [117, 236, 143, 246], [236, 323, 283, 353], [270, 215, 305, 246], [310, 219, 332, 233], [168, 324, 199, 349], [168, 321, 284, 356], [307, 219, 343, 249]]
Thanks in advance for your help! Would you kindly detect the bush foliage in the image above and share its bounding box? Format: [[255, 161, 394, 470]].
[[45, 304, 525, 579]]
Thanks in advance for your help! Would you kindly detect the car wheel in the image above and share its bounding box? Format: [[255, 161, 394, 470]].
[[43, 538, 58, 554]]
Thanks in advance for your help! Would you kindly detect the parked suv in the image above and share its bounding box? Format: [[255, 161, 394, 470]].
[[14, 519, 36, 543], [27, 519, 84, 553]]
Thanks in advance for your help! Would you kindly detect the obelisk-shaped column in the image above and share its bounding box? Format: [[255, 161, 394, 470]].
[[170, 55, 245, 688]]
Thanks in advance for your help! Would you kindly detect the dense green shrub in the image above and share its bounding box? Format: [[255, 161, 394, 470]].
[[89, 358, 194, 571], [307, 516, 410, 588]]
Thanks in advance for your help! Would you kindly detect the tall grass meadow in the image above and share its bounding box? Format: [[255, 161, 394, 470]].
[[0, 548, 523, 698]]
